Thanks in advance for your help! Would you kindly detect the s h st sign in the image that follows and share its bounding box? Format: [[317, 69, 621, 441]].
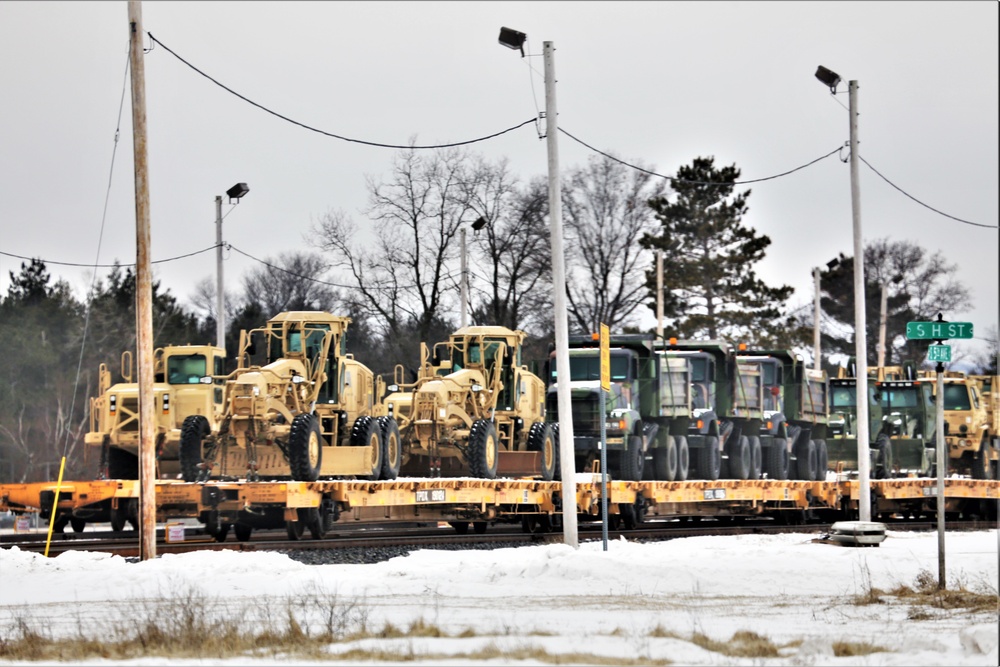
[[905, 321, 973, 340]]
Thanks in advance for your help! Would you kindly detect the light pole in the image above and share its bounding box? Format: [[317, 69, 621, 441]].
[[216, 183, 249, 350], [500, 27, 579, 548], [815, 257, 840, 371], [816, 66, 872, 523], [876, 274, 904, 368]]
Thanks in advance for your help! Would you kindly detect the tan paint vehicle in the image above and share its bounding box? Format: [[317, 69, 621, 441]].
[[84, 345, 226, 480], [179, 312, 400, 483], [377, 325, 555, 480], [919, 371, 998, 479]]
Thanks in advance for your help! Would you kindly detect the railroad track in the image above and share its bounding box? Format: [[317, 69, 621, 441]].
[[3, 519, 992, 558]]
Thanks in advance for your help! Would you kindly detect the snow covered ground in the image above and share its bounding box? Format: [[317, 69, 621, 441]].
[[1, 529, 998, 665]]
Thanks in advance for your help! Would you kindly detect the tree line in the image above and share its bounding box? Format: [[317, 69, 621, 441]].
[[1, 149, 992, 483]]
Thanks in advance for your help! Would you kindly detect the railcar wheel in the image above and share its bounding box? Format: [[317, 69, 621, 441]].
[[764, 441, 788, 480], [727, 436, 751, 480], [521, 515, 551, 534], [473, 521, 488, 534], [206, 519, 230, 543], [70, 517, 86, 533], [234, 523, 253, 542], [527, 422, 557, 481], [289, 413, 324, 482], [468, 420, 499, 479], [110, 506, 127, 532], [749, 436, 762, 480], [676, 436, 690, 481], [179, 415, 210, 482], [377, 416, 402, 480], [286, 517, 305, 540], [449, 521, 470, 534], [654, 436, 678, 481]]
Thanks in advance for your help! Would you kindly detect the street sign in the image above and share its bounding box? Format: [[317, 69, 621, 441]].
[[927, 344, 952, 363], [599, 323, 610, 391], [905, 321, 973, 340]]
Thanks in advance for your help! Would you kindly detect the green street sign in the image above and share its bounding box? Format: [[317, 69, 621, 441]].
[[905, 321, 974, 340], [927, 344, 952, 363]]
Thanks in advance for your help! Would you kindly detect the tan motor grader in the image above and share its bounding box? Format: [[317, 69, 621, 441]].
[[377, 325, 557, 480], [179, 311, 402, 485]]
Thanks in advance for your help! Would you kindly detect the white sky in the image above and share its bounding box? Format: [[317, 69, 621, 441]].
[[0, 1, 997, 358], [1, 529, 997, 665]]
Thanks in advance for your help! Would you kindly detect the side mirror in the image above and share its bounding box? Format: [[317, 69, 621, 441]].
[[199, 376, 213, 385]]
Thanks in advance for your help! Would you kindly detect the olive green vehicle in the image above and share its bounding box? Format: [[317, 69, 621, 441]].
[[377, 325, 555, 480], [84, 344, 226, 480], [179, 312, 401, 484], [827, 365, 891, 478]]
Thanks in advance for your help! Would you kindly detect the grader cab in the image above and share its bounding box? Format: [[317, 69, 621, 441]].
[[378, 325, 555, 480], [179, 312, 400, 483]]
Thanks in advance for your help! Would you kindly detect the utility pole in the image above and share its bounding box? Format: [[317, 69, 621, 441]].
[[128, 0, 156, 560], [543, 41, 579, 548], [460, 227, 468, 328], [848, 79, 872, 523], [877, 282, 889, 368], [813, 267, 822, 370], [215, 195, 225, 349], [656, 250, 664, 340]]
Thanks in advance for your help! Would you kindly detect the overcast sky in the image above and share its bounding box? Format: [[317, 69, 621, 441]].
[[1, 1, 996, 359]]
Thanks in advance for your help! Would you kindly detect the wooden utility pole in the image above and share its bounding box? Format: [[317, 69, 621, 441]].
[[128, 0, 156, 560]]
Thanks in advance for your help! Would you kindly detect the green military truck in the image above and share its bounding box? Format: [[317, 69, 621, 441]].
[[826, 363, 895, 478]]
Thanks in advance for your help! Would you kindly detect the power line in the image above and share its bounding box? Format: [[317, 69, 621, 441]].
[[146, 33, 538, 150], [859, 156, 997, 229], [0, 244, 218, 268]]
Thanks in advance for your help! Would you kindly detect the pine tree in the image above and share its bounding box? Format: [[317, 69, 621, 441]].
[[640, 156, 792, 344]]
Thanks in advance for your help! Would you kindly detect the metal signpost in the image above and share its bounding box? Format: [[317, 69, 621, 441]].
[[907, 314, 973, 589], [599, 323, 610, 551]]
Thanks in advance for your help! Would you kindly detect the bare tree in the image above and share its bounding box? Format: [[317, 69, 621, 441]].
[[240, 251, 341, 318], [462, 158, 551, 333], [562, 153, 668, 333]]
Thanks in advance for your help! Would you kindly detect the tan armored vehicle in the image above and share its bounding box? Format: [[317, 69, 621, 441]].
[[84, 344, 226, 480], [920, 371, 998, 479], [378, 325, 555, 480], [179, 312, 400, 482]]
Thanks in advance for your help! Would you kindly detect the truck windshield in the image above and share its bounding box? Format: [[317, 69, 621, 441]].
[[166, 355, 207, 384], [552, 354, 630, 382], [831, 385, 856, 408], [882, 387, 919, 409], [942, 384, 972, 410]]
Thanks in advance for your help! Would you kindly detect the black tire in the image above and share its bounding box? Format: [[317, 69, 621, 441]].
[[727, 436, 751, 480], [816, 439, 829, 480], [179, 415, 210, 482], [449, 521, 470, 534], [749, 436, 762, 480], [234, 523, 253, 542], [527, 422, 557, 481], [377, 416, 402, 480], [654, 435, 678, 481], [549, 424, 563, 481], [764, 441, 788, 480], [70, 517, 86, 533], [618, 424, 645, 481], [698, 435, 722, 480], [289, 413, 324, 482], [874, 434, 893, 479], [972, 437, 991, 480], [350, 415, 383, 481], [468, 419, 499, 479], [675, 436, 690, 481], [795, 439, 818, 481], [473, 521, 488, 534]]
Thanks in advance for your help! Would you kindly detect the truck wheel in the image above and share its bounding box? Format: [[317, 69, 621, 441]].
[[289, 413, 324, 482], [972, 436, 992, 479], [764, 441, 788, 480], [619, 430, 645, 481], [696, 436, 721, 480], [527, 422, 557, 481], [749, 436, 762, 480], [676, 436, 690, 481], [654, 436, 678, 481], [350, 415, 382, 481], [874, 434, 893, 479], [795, 439, 817, 481], [816, 439, 829, 480], [179, 415, 210, 482], [726, 436, 751, 480], [377, 416, 402, 480], [468, 419, 499, 479], [549, 424, 563, 481]]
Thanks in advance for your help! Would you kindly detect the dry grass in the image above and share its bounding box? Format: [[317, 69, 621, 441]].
[[832, 640, 888, 657], [855, 567, 998, 614], [691, 630, 781, 658]]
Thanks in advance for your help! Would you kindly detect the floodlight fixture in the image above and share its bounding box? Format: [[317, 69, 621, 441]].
[[226, 182, 250, 203], [471, 216, 488, 231], [826, 257, 841, 270], [498, 27, 527, 57], [815, 65, 841, 93]]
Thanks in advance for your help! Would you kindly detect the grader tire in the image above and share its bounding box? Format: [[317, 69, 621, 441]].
[[289, 413, 323, 482], [350, 416, 383, 481], [468, 419, 499, 479], [527, 422, 557, 481], [179, 415, 210, 482], [378, 416, 402, 480]]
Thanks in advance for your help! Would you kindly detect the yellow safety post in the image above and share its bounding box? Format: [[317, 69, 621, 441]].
[[43, 456, 67, 558]]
